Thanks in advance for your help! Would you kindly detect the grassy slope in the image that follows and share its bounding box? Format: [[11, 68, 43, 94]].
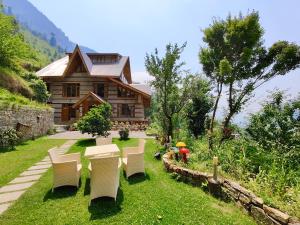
[[0, 88, 50, 109], [0, 139, 256, 225], [0, 137, 66, 186], [185, 138, 300, 218], [0, 17, 63, 102]]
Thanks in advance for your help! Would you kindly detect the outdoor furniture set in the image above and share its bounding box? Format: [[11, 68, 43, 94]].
[[48, 138, 145, 204]]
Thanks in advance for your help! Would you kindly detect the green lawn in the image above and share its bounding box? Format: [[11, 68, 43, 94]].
[[0, 139, 256, 225], [0, 137, 66, 186]]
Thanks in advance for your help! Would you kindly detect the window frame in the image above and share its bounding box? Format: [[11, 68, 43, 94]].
[[62, 83, 80, 97], [118, 104, 135, 118], [93, 82, 106, 98], [117, 86, 135, 98]]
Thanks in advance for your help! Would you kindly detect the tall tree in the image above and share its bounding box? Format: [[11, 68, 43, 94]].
[[145, 43, 192, 142], [200, 12, 300, 144]]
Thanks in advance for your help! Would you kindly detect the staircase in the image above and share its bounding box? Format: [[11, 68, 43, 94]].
[[54, 125, 68, 133]]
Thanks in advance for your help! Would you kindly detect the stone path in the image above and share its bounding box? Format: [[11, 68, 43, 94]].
[[48, 130, 154, 140], [0, 140, 76, 215]]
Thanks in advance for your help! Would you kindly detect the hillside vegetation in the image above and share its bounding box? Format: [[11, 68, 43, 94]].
[[20, 26, 64, 66], [0, 5, 52, 107], [0, 88, 50, 109], [3, 0, 94, 53]]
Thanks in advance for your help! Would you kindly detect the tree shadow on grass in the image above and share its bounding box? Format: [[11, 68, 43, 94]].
[[88, 188, 124, 220], [0, 147, 16, 154], [74, 139, 95, 148], [123, 171, 150, 185]]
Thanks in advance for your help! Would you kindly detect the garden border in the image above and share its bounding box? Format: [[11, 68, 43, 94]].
[[162, 154, 300, 225]]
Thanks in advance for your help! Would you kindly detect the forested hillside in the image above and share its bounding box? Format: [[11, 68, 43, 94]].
[[2, 0, 94, 53], [0, 3, 50, 108]]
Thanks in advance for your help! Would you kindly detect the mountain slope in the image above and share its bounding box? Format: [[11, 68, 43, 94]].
[[2, 0, 94, 53], [19, 26, 64, 65]]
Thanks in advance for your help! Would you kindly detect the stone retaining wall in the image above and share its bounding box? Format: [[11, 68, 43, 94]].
[[162, 154, 300, 225], [0, 106, 54, 140]]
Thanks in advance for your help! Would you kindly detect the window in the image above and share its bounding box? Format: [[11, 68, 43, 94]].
[[94, 83, 105, 98], [63, 83, 80, 97], [119, 104, 135, 118], [117, 87, 135, 98]]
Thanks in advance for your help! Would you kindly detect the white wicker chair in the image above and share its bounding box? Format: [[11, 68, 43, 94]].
[[95, 137, 112, 146], [88, 155, 121, 204], [122, 139, 145, 178], [48, 147, 82, 191]]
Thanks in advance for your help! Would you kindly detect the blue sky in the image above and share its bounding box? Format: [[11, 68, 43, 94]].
[[28, 0, 300, 123]]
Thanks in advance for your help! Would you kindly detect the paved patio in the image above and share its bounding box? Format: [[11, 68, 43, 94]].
[[48, 131, 154, 140]]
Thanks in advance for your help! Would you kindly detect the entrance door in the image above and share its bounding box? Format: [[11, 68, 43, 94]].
[[61, 104, 70, 122]]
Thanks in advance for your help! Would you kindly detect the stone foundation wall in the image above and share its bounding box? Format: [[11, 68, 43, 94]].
[[162, 154, 300, 225], [111, 121, 148, 131], [0, 106, 54, 140]]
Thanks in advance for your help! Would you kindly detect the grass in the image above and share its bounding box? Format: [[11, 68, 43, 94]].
[[184, 138, 300, 218], [0, 138, 256, 224], [0, 88, 50, 110], [0, 137, 66, 186]]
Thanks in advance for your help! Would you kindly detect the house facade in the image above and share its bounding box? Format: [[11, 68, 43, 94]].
[[37, 45, 151, 125]]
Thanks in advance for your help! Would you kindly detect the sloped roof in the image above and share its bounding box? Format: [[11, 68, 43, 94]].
[[36, 45, 130, 80], [108, 78, 151, 99], [36, 56, 69, 77], [129, 84, 151, 96], [90, 56, 129, 76], [72, 92, 106, 109], [63, 45, 93, 76]]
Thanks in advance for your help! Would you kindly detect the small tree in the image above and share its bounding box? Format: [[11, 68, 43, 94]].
[[145, 43, 193, 142], [185, 76, 213, 138], [77, 103, 112, 137]]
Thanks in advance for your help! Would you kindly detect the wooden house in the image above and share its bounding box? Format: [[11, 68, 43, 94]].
[[37, 45, 151, 125]]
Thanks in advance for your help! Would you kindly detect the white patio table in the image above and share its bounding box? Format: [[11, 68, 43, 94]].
[[84, 144, 120, 159]]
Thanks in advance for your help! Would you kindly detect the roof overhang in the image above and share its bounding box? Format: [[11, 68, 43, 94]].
[[108, 78, 151, 99], [72, 92, 106, 109]]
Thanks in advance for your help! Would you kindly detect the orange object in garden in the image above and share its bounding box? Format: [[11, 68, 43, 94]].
[[179, 147, 190, 163]]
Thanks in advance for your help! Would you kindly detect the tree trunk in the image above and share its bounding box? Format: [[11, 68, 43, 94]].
[[219, 111, 234, 145], [208, 84, 222, 151], [167, 116, 173, 143]]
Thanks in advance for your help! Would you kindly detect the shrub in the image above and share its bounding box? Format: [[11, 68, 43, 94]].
[[0, 128, 19, 149], [246, 91, 300, 170], [47, 127, 56, 135], [77, 103, 112, 137], [119, 128, 129, 140], [23, 72, 50, 103]]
